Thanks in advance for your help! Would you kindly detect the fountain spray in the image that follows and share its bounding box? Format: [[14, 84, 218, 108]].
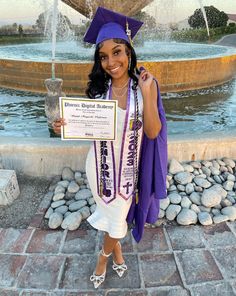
[[44, 0, 66, 137], [51, 0, 58, 79], [197, 0, 210, 37]]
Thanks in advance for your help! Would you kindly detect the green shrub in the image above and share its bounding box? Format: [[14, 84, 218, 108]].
[[171, 25, 236, 43]]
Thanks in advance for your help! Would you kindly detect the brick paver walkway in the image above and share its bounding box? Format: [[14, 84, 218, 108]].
[[0, 220, 235, 295]]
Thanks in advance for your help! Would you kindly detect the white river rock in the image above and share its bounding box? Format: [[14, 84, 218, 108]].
[[176, 208, 198, 225], [201, 188, 221, 208], [61, 211, 83, 230], [49, 212, 63, 229]]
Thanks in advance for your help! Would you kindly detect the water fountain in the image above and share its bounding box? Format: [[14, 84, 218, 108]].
[[44, 0, 66, 136], [0, 0, 236, 176], [0, 0, 235, 95]]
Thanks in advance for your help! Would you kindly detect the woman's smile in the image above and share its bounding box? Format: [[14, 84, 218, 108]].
[[108, 65, 124, 77], [109, 66, 121, 73], [99, 39, 129, 84]]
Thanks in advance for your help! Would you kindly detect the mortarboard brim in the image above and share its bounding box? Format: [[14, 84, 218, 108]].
[[83, 7, 143, 45]]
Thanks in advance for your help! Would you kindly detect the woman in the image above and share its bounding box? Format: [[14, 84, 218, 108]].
[[53, 7, 168, 289]]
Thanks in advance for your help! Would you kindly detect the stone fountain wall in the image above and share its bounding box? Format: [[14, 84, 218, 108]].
[[0, 54, 236, 95], [61, 0, 154, 17]]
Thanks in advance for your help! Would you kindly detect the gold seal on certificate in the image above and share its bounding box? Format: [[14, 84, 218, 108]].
[[59, 97, 117, 141]]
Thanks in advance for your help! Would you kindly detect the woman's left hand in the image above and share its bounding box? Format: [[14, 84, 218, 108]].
[[137, 68, 161, 139], [138, 68, 154, 94]]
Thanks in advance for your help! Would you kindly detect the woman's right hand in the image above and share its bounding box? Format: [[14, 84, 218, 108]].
[[52, 118, 66, 135]]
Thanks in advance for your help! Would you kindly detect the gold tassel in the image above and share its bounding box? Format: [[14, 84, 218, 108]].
[[135, 190, 139, 204], [126, 20, 133, 47], [99, 184, 103, 198]]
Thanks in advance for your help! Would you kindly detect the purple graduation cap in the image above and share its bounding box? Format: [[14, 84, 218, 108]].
[[83, 7, 143, 45]]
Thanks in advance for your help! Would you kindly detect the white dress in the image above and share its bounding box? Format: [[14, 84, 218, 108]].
[[85, 107, 133, 239]]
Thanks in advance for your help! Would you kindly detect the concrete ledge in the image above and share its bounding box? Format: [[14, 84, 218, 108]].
[[1, 53, 236, 94], [168, 130, 236, 162], [0, 137, 90, 177], [1, 130, 236, 177]]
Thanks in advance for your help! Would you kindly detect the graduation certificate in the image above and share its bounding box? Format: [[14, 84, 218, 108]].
[[59, 97, 117, 141]]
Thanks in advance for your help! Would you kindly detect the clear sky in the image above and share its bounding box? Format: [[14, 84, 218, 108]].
[[0, 0, 235, 26]]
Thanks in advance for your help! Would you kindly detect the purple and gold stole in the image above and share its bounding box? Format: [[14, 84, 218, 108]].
[[94, 79, 143, 204]]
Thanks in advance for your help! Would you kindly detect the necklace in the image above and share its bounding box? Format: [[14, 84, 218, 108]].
[[112, 86, 128, 98], [112, 79, 129, 90]]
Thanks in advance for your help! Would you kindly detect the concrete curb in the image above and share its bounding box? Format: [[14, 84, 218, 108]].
[[1, 130, 236, 177]]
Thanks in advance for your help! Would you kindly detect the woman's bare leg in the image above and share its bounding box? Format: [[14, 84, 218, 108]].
[[112, 240, 125, 264], [94, 232, 119, 275]]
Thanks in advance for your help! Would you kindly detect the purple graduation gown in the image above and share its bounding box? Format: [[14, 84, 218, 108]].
[[126, 80, 168, 243]]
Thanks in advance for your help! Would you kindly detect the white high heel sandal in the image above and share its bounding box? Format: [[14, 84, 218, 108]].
[[112, 241, 128, 278], [90, 247, 112, 289]]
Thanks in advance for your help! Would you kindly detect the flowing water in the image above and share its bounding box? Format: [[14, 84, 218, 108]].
[[0, 79, 235, 138], [0, 41, 234, 62]]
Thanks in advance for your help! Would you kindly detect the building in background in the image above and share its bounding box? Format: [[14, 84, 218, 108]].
[[227, 14, 236, 24]]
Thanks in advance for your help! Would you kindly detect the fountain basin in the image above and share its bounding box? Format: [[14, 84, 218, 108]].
[[0, 53, 236, 94], [0, 41, 236, 94]]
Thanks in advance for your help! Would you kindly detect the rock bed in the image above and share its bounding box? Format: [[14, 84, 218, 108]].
[[163, 157, 236, 225], [44, 157, 236, 230], [44, 168, 95, 230]]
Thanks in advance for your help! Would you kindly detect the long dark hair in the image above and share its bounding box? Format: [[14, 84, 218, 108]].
[[85, 38, 140, 99]]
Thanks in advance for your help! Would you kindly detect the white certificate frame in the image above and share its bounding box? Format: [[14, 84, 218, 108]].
[[59, 97, 117, 141]]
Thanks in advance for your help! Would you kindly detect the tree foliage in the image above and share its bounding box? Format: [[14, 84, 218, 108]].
[[36, 13, 45, 32], [134, 11, 156, 28], [35, 11, 72, 38], [0, 23, 18, 35], [18, 24, 23, 36], [188, 6, 228, 29], [12, 23, 18, 31]]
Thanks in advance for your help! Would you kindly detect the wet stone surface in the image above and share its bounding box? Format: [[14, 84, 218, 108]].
[[62, 229, 97, 254], [0, 290, 20, 296], [149, 286, 191, 296], [202, 222, 236, 248], [211, 246, 236, 280], [0, 222, 235, 294], [16, 255, 65, 289], [140, 253, 183, 287], [0, 254, 27, 287], [106, 291, 148, 296], [176, 249, 223, 285], [136, 227, 169, 253], [21, 292, 48, 296], [191, 281, 235, 296], [165, 224, 205, 250], [0, 228, 33, 253], [26, 229, 64, 253]]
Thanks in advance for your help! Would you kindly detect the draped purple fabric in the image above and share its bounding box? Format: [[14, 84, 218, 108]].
[[126, 80, 168, 242]]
